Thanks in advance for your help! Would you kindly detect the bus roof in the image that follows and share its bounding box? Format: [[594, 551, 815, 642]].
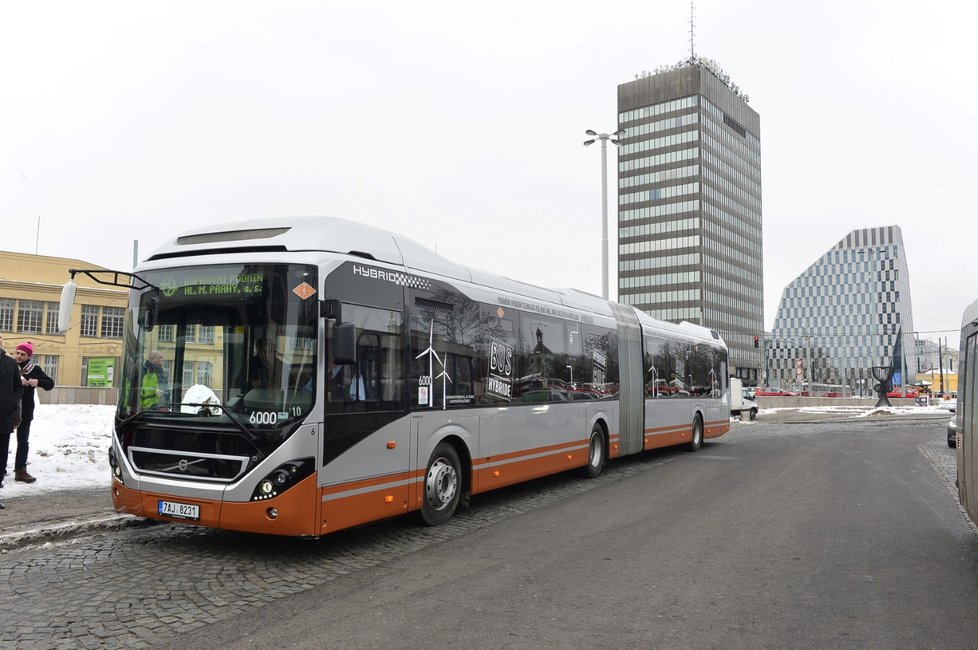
[[963, 299, 978, 329], [148, 216, 724, 345], [148, 216, 618, 317]]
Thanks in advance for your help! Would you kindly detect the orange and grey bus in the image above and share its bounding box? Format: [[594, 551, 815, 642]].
[[59, 217, 731, 537], [956, 299, 978, 521]]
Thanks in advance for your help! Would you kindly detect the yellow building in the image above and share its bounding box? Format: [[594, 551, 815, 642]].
[[916, 369, 958, 396], [0, 250, 127, 386]]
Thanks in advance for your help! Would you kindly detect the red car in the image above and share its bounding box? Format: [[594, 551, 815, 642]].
[[886, 386, 919, 398], [754, 387, 797, 397]]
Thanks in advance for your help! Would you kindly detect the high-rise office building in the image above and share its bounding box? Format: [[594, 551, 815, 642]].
[[617, 60, 763, 382], [767, 225, 916, 395]]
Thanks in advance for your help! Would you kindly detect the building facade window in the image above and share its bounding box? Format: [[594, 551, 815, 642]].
[[80, 305, 100, 338], [42, 355, 59, 384], [17, 300, 44, 333], [45, 302, 60, 335], [197, 360, 213, 385], [101, 306, 125, 339], [199, 326, 214, 344], [0, 298, 13, 331]]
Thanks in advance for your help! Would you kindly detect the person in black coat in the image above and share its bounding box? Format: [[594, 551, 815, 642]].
[[0, 334, 25, 509], [11, 341, 54, 484]]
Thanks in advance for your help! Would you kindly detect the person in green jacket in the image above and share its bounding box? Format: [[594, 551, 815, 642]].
[[140, 350, 168, 410]]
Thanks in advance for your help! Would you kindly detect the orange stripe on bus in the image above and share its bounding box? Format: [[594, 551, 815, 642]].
[[320, 483, 412, 534], [472, 438, 591, 467]]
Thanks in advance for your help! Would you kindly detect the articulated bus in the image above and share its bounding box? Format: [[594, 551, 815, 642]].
[[59, 217, 730, 537], [956, 299, 978, 522]]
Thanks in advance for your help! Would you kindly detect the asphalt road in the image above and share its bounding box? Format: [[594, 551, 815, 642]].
[[193, 418, 975, 649], [2, 418, 975, 648]]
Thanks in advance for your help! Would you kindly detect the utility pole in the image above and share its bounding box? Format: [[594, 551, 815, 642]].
[[805, 331, 813, 391]]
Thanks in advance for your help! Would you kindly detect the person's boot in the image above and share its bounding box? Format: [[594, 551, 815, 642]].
[[15, 469, 36, 483]]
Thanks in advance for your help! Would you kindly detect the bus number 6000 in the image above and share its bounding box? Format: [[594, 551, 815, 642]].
[[249, 411, 278, 425]]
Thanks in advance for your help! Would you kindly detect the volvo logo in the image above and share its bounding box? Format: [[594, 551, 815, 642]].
[[178, 459, 189, 472]]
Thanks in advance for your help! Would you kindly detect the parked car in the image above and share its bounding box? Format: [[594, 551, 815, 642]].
[[886, 385, 920, 398], [754, 387, 797, 397], [948, 407, 958, 448]]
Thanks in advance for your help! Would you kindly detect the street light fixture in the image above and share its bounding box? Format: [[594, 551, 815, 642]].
[[584, 128, 625, 300]]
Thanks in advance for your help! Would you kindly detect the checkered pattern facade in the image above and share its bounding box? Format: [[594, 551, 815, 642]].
[[767, 226, 916, 390]]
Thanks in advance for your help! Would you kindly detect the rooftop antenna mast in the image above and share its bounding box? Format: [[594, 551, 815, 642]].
[[689, 1, 696, 61]]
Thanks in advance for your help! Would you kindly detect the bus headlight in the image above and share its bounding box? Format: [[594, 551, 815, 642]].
[[108, 446, 124, 486], [251, 458, 314, 501]]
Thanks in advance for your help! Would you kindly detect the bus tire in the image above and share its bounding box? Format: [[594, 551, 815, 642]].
[[584, 425, 606, 479], [689, 416, 703, 452], [420, 442, 461, 526]]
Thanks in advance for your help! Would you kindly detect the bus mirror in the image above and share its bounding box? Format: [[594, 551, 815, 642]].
[[323, 299, 342, 321], [137, 296, 158, 331], [333, 322, 356, 364], [57, 279, 77, 333]]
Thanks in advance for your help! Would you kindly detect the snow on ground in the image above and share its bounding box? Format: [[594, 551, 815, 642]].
[[0, 399, 961, 498], [760, 400, 957, 418], [2, 404, 115, 497]]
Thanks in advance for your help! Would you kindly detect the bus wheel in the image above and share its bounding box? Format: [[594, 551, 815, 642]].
[[421, 443, 461, 526], [584, 425, 606, 479], [689, 416, 703, 452]]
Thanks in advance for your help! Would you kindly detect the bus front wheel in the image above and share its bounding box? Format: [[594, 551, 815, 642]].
[[584, 425, 606, 479], [689, 416, 703, 452], [420, 443, 461, 526]]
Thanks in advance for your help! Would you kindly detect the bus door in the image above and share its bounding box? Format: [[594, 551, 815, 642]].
[[321, 265, 410, 532]]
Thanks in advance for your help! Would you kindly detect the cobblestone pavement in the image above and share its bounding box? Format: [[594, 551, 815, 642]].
[[0, 418, 961, 648]]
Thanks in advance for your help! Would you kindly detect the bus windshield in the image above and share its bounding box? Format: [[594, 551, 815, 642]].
[[118, 263, 318, 432]]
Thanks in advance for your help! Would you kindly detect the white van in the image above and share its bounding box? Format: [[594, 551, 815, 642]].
[[729, 377, 758, 421]]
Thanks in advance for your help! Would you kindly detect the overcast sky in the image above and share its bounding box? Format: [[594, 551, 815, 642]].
[[1, 1, 974, 344]]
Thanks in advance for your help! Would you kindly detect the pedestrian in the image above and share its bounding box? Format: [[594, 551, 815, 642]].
[[0, 333, 25, 509], [12, 341, 55, 483]]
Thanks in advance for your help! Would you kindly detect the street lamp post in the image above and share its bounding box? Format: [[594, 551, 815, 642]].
[[584, 129, 625, 300]]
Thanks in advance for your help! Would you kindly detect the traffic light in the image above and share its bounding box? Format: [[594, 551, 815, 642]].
[[753, 335, 759, 348]]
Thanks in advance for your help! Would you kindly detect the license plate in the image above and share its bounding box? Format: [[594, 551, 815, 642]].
[[158, 500, 200, 520]]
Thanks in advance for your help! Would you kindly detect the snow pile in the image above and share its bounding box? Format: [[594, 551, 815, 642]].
[[2, 404, 115, 497]]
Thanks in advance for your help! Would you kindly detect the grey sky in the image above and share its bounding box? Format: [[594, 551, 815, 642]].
[[1, 1, 973, 345]]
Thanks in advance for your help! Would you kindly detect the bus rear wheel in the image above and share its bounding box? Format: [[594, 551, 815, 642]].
[[420, 443, 461, 526], [584, 425, 606, 478], [689, 416, 703, 451]]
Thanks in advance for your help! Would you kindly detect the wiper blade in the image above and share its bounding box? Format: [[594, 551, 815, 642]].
[[180, 402, 261, 443]]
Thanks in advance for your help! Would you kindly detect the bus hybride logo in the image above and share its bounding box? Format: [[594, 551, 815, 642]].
[[487, 338, 514, 400], [352, 264, 431, 290]]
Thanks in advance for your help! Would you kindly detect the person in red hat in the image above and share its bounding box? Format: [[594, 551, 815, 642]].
[[0, 333, 25, 508], [11, 341, 54, 484]]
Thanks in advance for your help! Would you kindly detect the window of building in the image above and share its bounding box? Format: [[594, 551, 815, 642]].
[[17, 300, 43, 333], [44, 302, 60, 335], [101, 306, 125, 339], [80, 305, 100, 337], [42, 355, 59, 384], [199, 326, 215, 344], [0, 298, 13, 331], [197, 360, 213, 386]]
